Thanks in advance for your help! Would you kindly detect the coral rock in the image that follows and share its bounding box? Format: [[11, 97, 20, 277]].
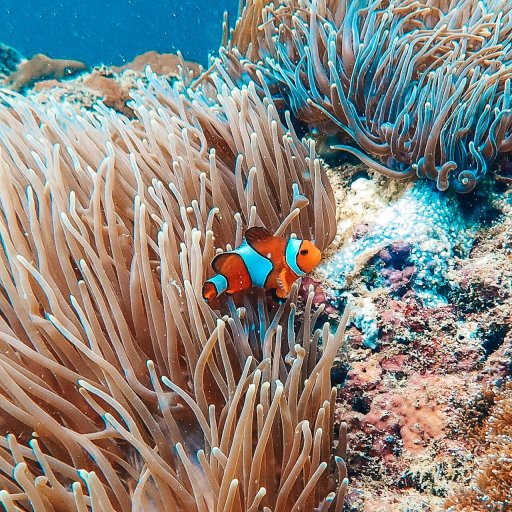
[[112, 50, 202, 78], [83, 72, 134, 117], [3, 53, 87, 91]]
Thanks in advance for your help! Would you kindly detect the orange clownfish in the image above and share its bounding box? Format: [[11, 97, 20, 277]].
[[202, 227, 322, 303]]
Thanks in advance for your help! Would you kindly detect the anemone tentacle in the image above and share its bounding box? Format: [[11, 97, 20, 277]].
[[218, 0, 512, 192]]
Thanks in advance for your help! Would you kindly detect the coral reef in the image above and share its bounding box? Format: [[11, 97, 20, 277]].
[[313, 175, 483, 348], [111, 50, 202, 80], [82, 71, 135, 117], [2, 53, 87, 91], [0, 50, 201, 119], [316, 179, 479, 305], [0, 43, 22, 79], [219, 0, 512, 192], [445, 381, 512, 511], [327, 168, 511, 509]]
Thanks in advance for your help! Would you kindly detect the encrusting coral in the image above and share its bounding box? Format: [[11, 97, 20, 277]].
[[315, 178, 479, 320], [218, 0, 512, 192], [111, 50, 202, 79], [0, 65, 347, 510]]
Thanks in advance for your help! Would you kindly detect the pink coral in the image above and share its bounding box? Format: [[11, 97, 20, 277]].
[[362, 373, 449, 453], [346, 361, 383, 391], [299, 276, 336, 314]]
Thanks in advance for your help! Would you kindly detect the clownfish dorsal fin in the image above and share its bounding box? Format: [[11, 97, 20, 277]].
[[244, 226, 272, 248]]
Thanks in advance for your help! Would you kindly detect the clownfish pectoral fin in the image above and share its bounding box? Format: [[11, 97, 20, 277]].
[[245, 226, 272, 248], [275, 267, 296, 299], [275, 286, 288, 300], [282, 267, 300, 292]]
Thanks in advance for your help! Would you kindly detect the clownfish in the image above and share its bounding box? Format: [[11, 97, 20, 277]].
[[202, 227, 321, 303]]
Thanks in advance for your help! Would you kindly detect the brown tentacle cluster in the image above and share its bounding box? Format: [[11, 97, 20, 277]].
[[0, 59, 346, 510]]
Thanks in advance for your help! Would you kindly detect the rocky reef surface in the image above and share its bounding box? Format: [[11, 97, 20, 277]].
[[314, 164, 511, 510], [0, 44, 201, 116], [0, 43, 511, 511]]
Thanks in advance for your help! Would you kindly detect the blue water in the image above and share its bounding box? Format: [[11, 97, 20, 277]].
[[1, 0, 238, 66]]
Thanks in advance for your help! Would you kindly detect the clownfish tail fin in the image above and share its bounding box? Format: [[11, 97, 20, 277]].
[[202, 282, 217, 303]]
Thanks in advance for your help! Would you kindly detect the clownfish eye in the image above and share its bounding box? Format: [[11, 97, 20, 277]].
[[300, 249, 309, 256]]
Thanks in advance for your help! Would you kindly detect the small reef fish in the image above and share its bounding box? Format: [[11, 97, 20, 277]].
[[202, 227, 321, 303]]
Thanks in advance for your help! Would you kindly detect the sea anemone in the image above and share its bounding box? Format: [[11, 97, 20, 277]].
[[0, 66, 346, 511], [218, 0, 512, 192]]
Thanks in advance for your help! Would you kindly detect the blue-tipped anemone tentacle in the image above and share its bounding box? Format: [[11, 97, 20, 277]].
[[331, 145, 416, 180], [451, 169, 478, 193], [291, 182, 309, 209], [258, 294, 266, 341], [224, 0, 512, 192]]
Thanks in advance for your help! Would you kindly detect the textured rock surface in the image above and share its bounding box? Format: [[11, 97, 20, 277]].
[[3, 53, 87, 91], [320, 165, 511, 510], [316, 178, 480, 307]]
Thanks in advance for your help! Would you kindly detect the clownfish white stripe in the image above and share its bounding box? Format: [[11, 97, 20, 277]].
[[235, 242, 274, 287], [285, 238, 306, 277], [206, 274, 228, 295]]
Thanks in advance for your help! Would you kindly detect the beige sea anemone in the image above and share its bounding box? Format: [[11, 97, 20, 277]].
[[0, 67, 346, 511]]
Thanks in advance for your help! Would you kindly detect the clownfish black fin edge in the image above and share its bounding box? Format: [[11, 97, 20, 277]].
[[245, 226, 272, 247], [211, 252, 248, 276], [211, 252, 232, 274], [270, 288, 287, 304]]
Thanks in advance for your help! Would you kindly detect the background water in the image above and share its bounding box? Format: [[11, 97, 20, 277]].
[[1, 0, 238, 66]]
